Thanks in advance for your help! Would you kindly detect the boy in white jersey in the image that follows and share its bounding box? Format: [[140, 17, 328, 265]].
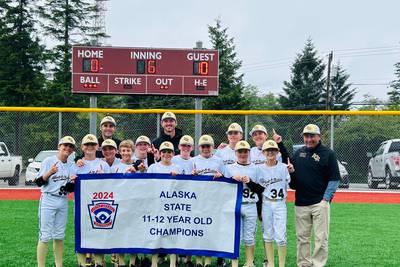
[[191, 135, 223, 267], [132, 135, 156, 172], [172, 135, 194, 175], [224, 141, 258, 267], [147, 141, 182, 267], [101, 139, 120, 172], [35, 136, 76, 267], [73, 134, 109, 267], [249, 125, 289, 165], [247, 140, 294, 267], [215, 123, 243, 166]]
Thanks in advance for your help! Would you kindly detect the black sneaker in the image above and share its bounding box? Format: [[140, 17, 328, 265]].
[[185, 261, 194, 267], [195, 264, 203, 267], [141, 257, 151, 267], [216, 258, 225, 267], [204, 264, 211, 267]]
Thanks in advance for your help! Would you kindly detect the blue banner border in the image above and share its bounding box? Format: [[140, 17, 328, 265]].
[[75, 173, 243, 259]]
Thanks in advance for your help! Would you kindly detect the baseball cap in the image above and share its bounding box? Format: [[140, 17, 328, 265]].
[[226, 123, 243, 134], [179, 135, 194, 146], [235, 141, 251, 151], [198, 135, 214, 146], [303, 124, 321, 135], [159, 141, 174, 151], [58, 136, 76, 148], [262, 140, 279, 151], [101, 139, 117, 149], [82, 134, 98, 145], [249, 125, 267, 136], [135, 135, 151, 145], [100, 116, 116, 127], [161, 112, 176, 121]]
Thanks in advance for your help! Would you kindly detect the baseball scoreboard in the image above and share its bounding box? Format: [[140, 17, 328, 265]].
[[72, 46, 219, 96]]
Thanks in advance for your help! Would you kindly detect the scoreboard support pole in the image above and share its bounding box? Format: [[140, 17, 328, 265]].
[[194, 41, 204, 155], [89, 96, 98, 135]]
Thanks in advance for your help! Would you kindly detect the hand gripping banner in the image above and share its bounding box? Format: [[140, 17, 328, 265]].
[[74, 173, 243, 259]]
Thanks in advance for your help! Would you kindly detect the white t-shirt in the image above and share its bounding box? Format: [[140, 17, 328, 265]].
[[255, 163, 290, 200], [73, 158, 110, 175], [250, 146, 282, 165], [215, 145, 236, 165], [192, 155, 224, 176], [38, 155, 75, 195], [147, 162, 183, 174], [172, 155, 193, 175], [224, 162, 259, 203]]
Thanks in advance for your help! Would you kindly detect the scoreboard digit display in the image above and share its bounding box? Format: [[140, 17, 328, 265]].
[[72, 46, 219, 96]]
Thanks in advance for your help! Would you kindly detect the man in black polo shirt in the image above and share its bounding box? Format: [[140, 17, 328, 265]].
[[152, 111, 183, 156], [290, 124, 340, 267]]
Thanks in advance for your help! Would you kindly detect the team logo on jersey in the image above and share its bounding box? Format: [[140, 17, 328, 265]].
[[88, 200, 118, 229], [312, 153, 320, 162]]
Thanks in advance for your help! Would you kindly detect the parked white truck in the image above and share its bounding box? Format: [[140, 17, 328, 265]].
[[0, 142, 22, 185], [367, 139, 400, 189]]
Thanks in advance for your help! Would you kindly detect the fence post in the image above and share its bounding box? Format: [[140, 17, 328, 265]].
[[194, 98, 202, 155], [330, 115, 334, 149], [58, 112, 62, 141], [89, 96, 97, 135], [156, 113, 160, 138], [244, 115, 249, 142]]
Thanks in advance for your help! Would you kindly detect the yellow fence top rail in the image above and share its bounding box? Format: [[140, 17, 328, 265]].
[[0, 106, 400, 116]]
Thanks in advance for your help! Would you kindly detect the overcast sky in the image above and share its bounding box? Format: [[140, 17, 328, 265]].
[[105, 0, 400, 102]]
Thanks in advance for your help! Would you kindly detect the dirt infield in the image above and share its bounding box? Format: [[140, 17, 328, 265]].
[[0, 188, 399, 203]]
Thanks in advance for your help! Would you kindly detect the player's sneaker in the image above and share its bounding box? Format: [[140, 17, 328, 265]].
[[262, 259, 268, 267], [185, 261, 194, 267], [204, 265, 211, 267], [140, 257, 151, 267], [195, 264, 203, 267], [216, 258, 225, 267]]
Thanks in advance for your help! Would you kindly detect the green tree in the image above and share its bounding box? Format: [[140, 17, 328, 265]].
[[204, 18, 246, 110], [388, 62, 400, 106], [38, 0, 107, 106], [0, 0, 46, 106], [323, 63, 356, 110], [279, 39, 326, 110]]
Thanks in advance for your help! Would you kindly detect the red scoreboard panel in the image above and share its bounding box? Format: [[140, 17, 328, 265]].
[[72, 46, 219, 96]]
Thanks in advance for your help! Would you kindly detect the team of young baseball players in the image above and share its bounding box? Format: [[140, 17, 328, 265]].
[[36, 112, 295, 267]]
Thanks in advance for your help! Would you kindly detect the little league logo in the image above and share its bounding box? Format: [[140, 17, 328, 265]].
[[88, 200, 118, 229]]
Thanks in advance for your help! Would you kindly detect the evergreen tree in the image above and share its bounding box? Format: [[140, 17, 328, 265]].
[[0, 0, 46, 106], [388, 62, 400, 105], [279, 39, 326, 110], [204, 18, 246, 110], [323, 63, 356, 110], [38, 0, 107, 106]]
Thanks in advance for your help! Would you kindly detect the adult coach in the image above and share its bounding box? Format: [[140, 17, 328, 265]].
[[97, 115, 121, 158], [290, 124, 340, 267], [152, 112, 183, 155]]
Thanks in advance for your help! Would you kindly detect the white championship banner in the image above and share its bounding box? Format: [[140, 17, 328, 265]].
[[75, 173, 243, 258]]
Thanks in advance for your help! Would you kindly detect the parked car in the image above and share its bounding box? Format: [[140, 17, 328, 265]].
[[0, 142, 22, 185], [293, 144, 349, 188], [25, 150, 75, 185], [367, 139, 400, 189]]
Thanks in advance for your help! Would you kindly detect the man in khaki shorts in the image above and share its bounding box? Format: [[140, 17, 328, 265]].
[[290, 124, 340, 267]]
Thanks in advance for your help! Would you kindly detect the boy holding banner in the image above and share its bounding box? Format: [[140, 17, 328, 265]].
[[171, 135, 195, 175], [147, 141, 183, 267], [225, 141, 258, 267], [191, 135, 223, 267]]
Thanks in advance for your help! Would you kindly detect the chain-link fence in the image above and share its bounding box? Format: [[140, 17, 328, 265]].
[[2, 108, 400, 189]]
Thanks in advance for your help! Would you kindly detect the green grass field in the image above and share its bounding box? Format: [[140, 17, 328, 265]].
[[1, 201, 399, 267]]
